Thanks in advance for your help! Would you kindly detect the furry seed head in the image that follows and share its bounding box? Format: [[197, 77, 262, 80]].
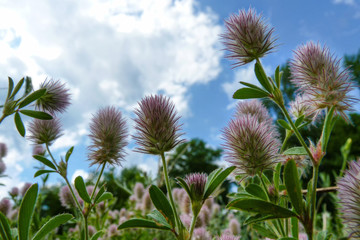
[[235, 100, 273, 126], [290, 42, 355, 121], [88, 106, 128, 166], [289, 93, 320, 123], [59, 185, 77, 209], [36, 79, 71, 115], [0, 161, 6, 175], [133, 95, 185, 155], [222, 115, 280, 176], [337, 160, 360, 238], [222, 7, 277, 67], [184, 173, 208, 202], [27, 118, 63, 145]]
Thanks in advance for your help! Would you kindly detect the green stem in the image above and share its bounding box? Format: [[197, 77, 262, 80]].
[[84, 216, 89, 240], [188, 211, 199, 239], [309, 164, 319, 240], [160, 152, 182, 234], [63, 177, 83, 214], [278, 104, 316, 164], [0, 114, 6, 124], [90, 162, 106, 200], [45, 144, 58, 169], [280, 130, 293, 153], [259, 173, 286, 237]]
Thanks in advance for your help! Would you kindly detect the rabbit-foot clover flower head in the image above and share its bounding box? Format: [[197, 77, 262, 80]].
[[184, 173, 208, 204], [133, 95, 185, 155], [193, 227, 211, 240], [28, 118, 63, 146], [290, 42, 355, 121], [289, 93, 320, 123], [0, 143, 7, 158], [88, 106, 128, 166], [32, 145, 46, 156], [21, 183, 32, 197], [219, 234, 240, 240], [59, 185, 77, 209], [36, 79, 71, 115], [0, 161, 6, 175], [0, 198, 11, 216], [234, 100, 276, 135], [222, 115, 280, 176], [337, 160, 360, 238], [222, 7, 277, 67]]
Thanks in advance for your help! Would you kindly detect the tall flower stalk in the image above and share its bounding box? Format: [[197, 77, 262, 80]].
[[222, 7, 355, 240]]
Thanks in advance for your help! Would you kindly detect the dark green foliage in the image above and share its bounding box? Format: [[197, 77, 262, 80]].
[[344, 50, 360, 85], [167, 138, 221, 179]]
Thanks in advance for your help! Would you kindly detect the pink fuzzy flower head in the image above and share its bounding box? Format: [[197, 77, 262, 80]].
[[21, 182, 32, 197], [88, 106, 128, 166], [184, 173, 208, 202], [234, 100, 274, 133], [36, 79, 71, 115], [27, 118, 63, 146], [0, 198, 11, 216], [59, 185, 77, 209], [0, 161, 6, 175], [0, 143, 7, 158], [289, 93, 320, 123], [222, 115, 280, 176], [337, 160, 360, 238], [222, 7, 277, 67], [193, 227, 211, 240], [290, 42, 355, 121], [32, 145, 46, 156], [133, 95, 185, 155], [219, 234, 240, 240]]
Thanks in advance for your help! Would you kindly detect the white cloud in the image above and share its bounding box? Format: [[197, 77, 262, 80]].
[[0, 0, 222, 189], [71, 169, 89, 184], [333, 0, 355, 5]]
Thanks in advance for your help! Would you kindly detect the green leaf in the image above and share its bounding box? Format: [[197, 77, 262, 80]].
[[284, 159, 303, 215], [6, 77, 14, 100], [34, 170, 56, 178], [239, 81, 269, 95], [18, 89, 46, 109], [253, 224, 278, 239], [227, 198, 298, 218], [291, 217, 299, 239], [233, 88, 269, 99], [19, 110, 52, 120], [9, 78, 24, 100], [18, 183, 38, 240], [176, 177, 191, 198], [74, 176, 92, 204], [274, 162, 282, 190], [203, 166, 235, 199], [277, 119, 291, 130], [245, 184, 267, 200], [204, 168, 222, 190], [23, 77, 33, 97], [149, 185, 175, 228], [283, 147, 307, 155], [254, 62, 273, 93], [93, 185, 106, 203], [118, 219, 171, 231], [90, 231, 104, 240], [275, 66, 281, 88], [295, 115, 305, 127], [321, 106, 336, 151], [147, 210, 172, 229], [33, 155, 57, 170], [244, 214, 279, 225], [95, 192, 113, 204], [14, 112, 25, 137], [65, 146, 74, 162], [0, 212, 12, 240], [32, 213, 73, 240]]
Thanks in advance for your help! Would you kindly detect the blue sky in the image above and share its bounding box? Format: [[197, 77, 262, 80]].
[[0, 0, 359, 195]]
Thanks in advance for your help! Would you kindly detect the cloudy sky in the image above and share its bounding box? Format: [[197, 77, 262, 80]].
[[0, 0, 359, 195]]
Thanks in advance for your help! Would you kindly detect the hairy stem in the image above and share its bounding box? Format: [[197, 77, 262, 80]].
[[160, 152, 182, 235]]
